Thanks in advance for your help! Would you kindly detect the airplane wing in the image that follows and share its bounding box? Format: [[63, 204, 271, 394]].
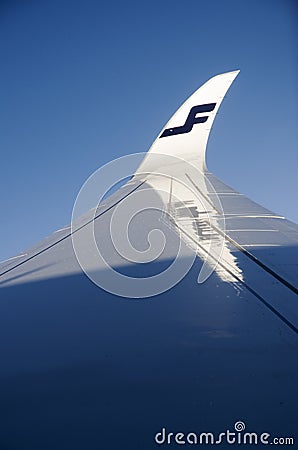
[[0, 71, 297, 449]]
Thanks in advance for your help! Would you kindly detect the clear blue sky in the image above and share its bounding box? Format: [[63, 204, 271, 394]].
[[0, 0, 297, 261]]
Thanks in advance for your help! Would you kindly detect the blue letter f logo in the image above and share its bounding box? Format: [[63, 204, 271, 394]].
[[160, 103, 216, 138]]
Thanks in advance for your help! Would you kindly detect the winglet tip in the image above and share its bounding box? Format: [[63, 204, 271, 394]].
[[216, 69, 240, 79]]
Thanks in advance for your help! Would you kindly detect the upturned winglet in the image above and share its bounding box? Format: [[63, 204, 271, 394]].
[[135, 70, 239, 175]]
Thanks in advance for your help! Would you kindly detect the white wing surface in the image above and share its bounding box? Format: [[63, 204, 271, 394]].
[[0, 71, 297, 449]]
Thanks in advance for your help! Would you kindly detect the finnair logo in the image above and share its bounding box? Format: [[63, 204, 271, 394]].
[[160, 103, 216, 138]]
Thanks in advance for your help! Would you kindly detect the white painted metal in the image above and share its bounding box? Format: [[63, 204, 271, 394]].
[[0, 71, 297, 450]]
